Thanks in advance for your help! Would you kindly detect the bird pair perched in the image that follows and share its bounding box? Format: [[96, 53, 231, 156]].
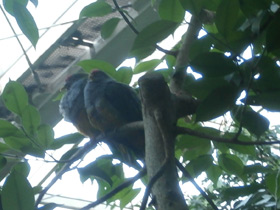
[[59, 70, 144, 160]]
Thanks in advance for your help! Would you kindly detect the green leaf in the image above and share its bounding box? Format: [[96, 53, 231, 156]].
[[215, 0, 240, 40], [13, 162, 30, 177], [196, 84, 239, 121], [206, 164, 222, 185], [21, 105, 40, 136], [78, 161, 113, 186], [2, 81, 28, 116], [2, 171, 35, 210], [189, 35, 213, 61], [13, 4, 39, 47], [115, 67, 133, 84], [131, 20, 178, 57], [79, 0, 112, 18], [218, 154, 244, 177], [0, 156, 7, 172], [176, 134, 212, 160], [120, 188, 141, 209], [0, 119, 23, 138], [50, 133, 85, 150], [251, 91, 280, 112], [179, 0, 202, 15], [190, 52, 239, 77], [266, 11, 280, 53], [186, 155, 213, 177], [231, 106, 270, 137], [3, 0, 28, 15], [266, 172, 280, 198], [101, 18, 120, 39], [37, 124, 54, 149], [37, 203, 58, 210], [159, 0, 185, 22], [134, 59, 162, 74], [77, 59, 116, 78], [186, 77, 228, 100]]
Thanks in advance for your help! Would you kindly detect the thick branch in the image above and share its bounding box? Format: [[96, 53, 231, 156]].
[[139, 72, 188, 210], [176, 127, 280, 145]]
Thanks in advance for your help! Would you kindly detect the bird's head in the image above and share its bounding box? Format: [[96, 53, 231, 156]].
[[62, 73, 88, 90], [89, 69, 111, 82]]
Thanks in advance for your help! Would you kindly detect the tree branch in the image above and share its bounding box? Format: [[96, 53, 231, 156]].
[[139, 72, 188, 210], [80, 168, 146, 210], [112, 0, 177, 56], [176, 126, 280, 145], [34, 141, 95, 208]]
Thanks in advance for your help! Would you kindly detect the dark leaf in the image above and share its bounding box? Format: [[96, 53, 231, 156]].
[[179, 0, 202, 15], [159, 0, 185, 22], [266, 172, 280, 198], [131, 20, 178, 57], [196, 84, 239, 121], [190, 52, 239, 77], [215, 0, 240, 40], [231, 106, 270, 136], [101, 18, 120, 39], [266, 11, 280, 53], [218, 153, 244, 177], [206, 164, 222, 185], [186, 155, 214, 177]]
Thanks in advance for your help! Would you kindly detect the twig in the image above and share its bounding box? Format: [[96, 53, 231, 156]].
[[80, 168, 146, 210], [112, 0, 177, 56], [0, 5, 42, 86], [176, 127, 280, 145], [140, 160, 168, 210], [175, 160, 219, 210], [34, 141, 95, 208]]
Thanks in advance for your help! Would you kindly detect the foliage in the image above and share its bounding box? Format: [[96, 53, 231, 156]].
[[1, 0, 280, 209]]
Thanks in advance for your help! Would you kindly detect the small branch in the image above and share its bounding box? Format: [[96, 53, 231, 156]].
[[176, 127, 280, 145], [80, 168, 146, 210], [112, 0, 176, 56], [34, 142, 95, 208], [140, 160, 168, 210], [0, 5, 42, 86], [175, 160, 219, 210]]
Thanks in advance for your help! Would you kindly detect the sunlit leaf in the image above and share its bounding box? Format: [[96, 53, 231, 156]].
[[2, 81, 28, 116], [78, 59, 116, 78], [21, 104, 41, 136], [134, 59, 162, 74], [13, 162, 30, 177], [13, 4, 39, 47], [37, 124, 54, 149], [116, 67, 133, 84], [2, 171, 35, 210], [80, 0, 112, 18]]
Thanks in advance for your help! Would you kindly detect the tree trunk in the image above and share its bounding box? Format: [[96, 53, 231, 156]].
[[139, 73, 188, 210]]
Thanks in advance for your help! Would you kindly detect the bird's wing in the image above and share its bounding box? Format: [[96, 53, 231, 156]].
[[104, 81, 142, 123]]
